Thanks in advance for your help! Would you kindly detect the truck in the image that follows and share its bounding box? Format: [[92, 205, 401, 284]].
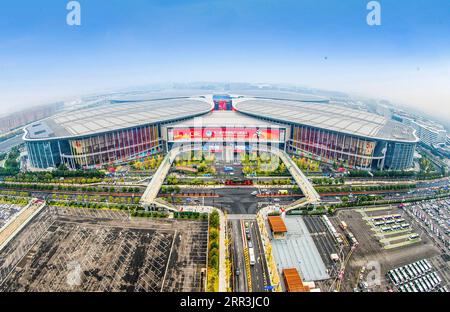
[[340, 221, 348, 230]]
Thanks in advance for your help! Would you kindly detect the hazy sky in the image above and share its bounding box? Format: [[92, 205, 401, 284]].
[[0, 0, 449, 120]]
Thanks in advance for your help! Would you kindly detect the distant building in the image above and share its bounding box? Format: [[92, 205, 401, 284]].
[[397, 116, 447, 147], [375, 104, 393, 118], [0, 102, 64, 133]]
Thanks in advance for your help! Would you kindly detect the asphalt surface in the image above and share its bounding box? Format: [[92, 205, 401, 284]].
[[248, 219, 271, 291], [178, 187, 300, 215], [230, 219, 248, 292], [229, 218, 271, 292]]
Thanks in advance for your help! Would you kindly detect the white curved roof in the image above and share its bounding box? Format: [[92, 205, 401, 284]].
[[24, 97, 212, 140], [234, 98, 418, 142]]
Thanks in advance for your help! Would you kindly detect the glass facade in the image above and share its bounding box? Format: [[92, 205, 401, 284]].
[[26, 119, 416, 171], [62, 124, 161, 169], [26, 141, 61, 169], [288, 125, 377, 169], [27, 124, 162, 169], [384, 142, 415, 170]]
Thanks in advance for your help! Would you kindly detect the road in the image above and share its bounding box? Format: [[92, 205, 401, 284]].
[[0, 135, 23, 153], [230, 219, 248, 292], [229, 217, 271, 292], [176, 187, 300, 215], [248, 219, 271, 291]]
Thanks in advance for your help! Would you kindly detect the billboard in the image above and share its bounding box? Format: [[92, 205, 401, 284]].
[[169, 127, 284, 142]]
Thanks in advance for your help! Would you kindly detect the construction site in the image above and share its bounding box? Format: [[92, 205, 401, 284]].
[[0, 207, 208, 292]]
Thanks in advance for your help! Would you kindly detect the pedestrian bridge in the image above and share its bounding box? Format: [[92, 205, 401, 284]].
[[140, 145, 320, 211]]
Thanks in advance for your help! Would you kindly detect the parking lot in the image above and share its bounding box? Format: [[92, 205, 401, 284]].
[[0, 203, 24, 228], [360, 208, 421, 250], [331, 206, 440, 292], [0, 207, 208, 292], [405, 199, 450, 251], [386, 257, 448, 292]]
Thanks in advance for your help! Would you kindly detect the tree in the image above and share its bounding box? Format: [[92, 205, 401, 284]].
[[209, 228, 219, 240], [209, 210, 220, 228], [209, 255, 218, 268]]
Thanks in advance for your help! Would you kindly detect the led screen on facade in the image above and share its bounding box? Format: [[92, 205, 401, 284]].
[[169, 127, 284, 142]]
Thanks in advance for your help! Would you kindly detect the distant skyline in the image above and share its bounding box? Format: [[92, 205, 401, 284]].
[[0, 0, 449, 122]]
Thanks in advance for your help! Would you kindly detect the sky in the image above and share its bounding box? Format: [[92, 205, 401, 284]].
[[0, 0, 449, 121]]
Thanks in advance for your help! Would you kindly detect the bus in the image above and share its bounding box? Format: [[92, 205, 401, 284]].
[[432, 272, 442, 284], [419, 278, 429, 292], [408, 264, 418, 277], [394, 269, 405, 284], [424, 259, 432, 270], [424, 275, 435, 288], [412, 263, 423, 276], [414, 280, 424, 292], [424, 278, 433, 291], [249, 247, 256, 266], [405, 266, 415, 279], [401, 267, 411, 280], [419, 260, 430, 272], [390, 272, 400, 285], [417, 262, 427, 273]]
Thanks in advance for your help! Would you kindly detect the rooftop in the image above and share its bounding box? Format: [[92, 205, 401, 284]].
[[268, 215, 288, 233], [24, 98, 212, 140], [165, 110, 284, 128], [234, 98, 418, 142], [283, 268, 310, 292], [271, 216, 329, 282]]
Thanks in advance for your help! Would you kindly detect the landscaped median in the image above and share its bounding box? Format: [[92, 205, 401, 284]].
[[206, 210, 220, 292]]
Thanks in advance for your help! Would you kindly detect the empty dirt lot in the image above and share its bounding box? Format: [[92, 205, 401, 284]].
[[0, 207, 208, 292]]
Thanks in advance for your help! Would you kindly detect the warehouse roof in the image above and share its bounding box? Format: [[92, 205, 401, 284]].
[[234, 98, 418, 142]]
